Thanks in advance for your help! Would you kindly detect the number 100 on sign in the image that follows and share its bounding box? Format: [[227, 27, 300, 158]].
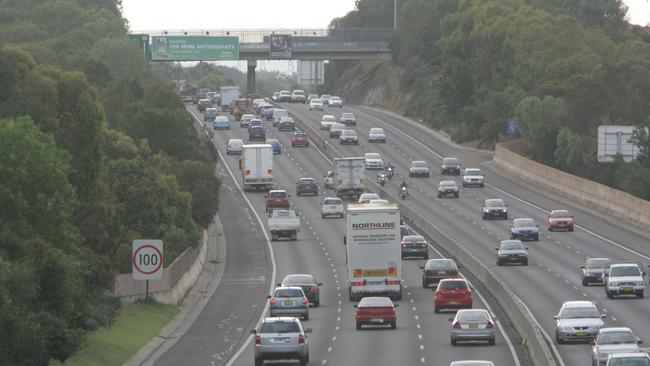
[[132, 240, 164, 280]]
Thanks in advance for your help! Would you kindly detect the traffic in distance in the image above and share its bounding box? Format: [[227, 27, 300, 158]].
[[193, 88, 649, 366]]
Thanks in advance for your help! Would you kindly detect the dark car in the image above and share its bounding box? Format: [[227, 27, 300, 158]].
[[482, 199, 508, 220], [249, 126, 266, 141], [400, 235, 429, 259], [581, 258, 611, 286], [296, 178, 318, 196], [495, 240, 528, 266], [400, 225, 416, 240], [263, 108, 275, 121], [509, 218, 539, 241], [266, 139, 282, 155], [279, 118, 296, 131], [280, 274, 322, 307], [421, 258, 459, 288], [437, 180, 460, 198], [440, 157, 461, 175]]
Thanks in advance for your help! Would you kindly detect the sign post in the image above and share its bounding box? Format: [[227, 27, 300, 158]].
[[132, 239, 164, 301]]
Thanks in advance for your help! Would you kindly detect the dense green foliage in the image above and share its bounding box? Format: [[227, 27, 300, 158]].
[[0, 1, 219, 364], [329, 0, 650, 199]]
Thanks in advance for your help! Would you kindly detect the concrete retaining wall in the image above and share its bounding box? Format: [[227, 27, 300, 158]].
[[288, 108, 557, 366], [114, 230, 208, 305], [494, 143, 650, 227]]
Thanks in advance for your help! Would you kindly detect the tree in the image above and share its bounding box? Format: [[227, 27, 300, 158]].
[[515, 95, 567, 164]]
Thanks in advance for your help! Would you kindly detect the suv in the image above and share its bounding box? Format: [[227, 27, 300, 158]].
[[278, 117, 296, 131], [462, 168, 485, 187], [252, 317, 311, 366], [604, 263, 646, 299], [482, 199, 508, 220], [438, 180, 459, 198], [340, 129, 359, 145], [291, 90, 306, 103], [204, 107, 218, 121], [249, 125, 265, 141], [272, 109, 289, 126], [554, 300, 605, 343], [296, 178, 318, 196], [441, 157, 461, 175], [265, 190, 290, 212]]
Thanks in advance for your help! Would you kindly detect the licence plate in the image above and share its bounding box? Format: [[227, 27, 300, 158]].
[[272, 338, 290, 343], [576, 332, 587, 337], [371, 318, 384, 323], [468, 324, 478, 329], [448, 300, 459, 304], [623, 287, 633, 293], [437, 271, 446, 275], [329, 205, 338, 209], [285, 300, 294, 305]]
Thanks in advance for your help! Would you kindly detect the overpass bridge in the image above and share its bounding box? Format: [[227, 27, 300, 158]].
[[133, 28, 393, 93]]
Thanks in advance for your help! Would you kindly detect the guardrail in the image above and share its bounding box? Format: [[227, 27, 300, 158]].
[[281, 105, 558, 366]]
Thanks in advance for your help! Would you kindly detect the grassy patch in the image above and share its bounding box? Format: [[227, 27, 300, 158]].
[[57, 302, 179, 366]]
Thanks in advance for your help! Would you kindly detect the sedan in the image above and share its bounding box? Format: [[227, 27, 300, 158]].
[[252, 317, 311, 366], [450, 309, 496, 346], [240, 113, 255, 128], [495, 240, 528, 266], [592, 328, 643, 366], [226, 138, 243, 155], [364, 153, 384, 170], [438, 180, 460, 198], [509, 218, 539, 241], [265, 138, 282, 155], [581, 257, 611, 286], [296, 177, 318, 196], [309, 98, 323, 111], [340, 112, 357, 126], [409, 160, 430, 177], [278, 118, 296, 131], [328, 96, 343, 107], [482, 199, 508, 220], [291, 132, 309, 147], [435, 278, 473, 313], [605, 352, 650, 366], [421, 258, 460, 288], [441, 157, 461, 175], [339, 129, 359, 145], [329, 123, 346, 138], [320, 115, 337, 130], [354, 296, 397, 330], [400, 235, 429, 259], [368, 128, 386, 143], [554, 300, 605, 344], [547, 209, 574, 231], [213, 116, 230, 130], [269, 287, 310, 320], [321, 197, 344, 218], [280, 274, 322, 307]]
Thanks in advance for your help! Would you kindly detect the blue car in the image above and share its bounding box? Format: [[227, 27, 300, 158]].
[[509, 218, 539, 241], [266, 138, 282, 154], [263, 108, 275, 121], [213, 116, 230, 130]]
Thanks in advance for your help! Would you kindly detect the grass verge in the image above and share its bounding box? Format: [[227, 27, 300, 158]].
[[56, 302, 179, 366]]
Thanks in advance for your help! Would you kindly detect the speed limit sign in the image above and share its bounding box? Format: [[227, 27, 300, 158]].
[[132, 240, 163, 280]]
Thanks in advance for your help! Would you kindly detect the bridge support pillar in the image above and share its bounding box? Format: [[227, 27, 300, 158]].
[[246, 60, 257, 96]]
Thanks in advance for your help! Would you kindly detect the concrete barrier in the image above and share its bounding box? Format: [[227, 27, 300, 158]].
[[114, 229, 208, 305], [287, 108, 558, 366], [494, 143, 650, 227]]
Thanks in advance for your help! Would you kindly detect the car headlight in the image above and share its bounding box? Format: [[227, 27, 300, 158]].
[[558, 326, 572, 331], [610, 282, 618, 287], [502, 209, 507, 212], [636, 281, 644, 286]]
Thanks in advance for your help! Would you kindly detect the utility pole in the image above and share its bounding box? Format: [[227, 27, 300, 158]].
[[394, 0, 399, 30]]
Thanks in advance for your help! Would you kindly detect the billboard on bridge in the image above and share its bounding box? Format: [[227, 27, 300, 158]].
[[269, 34, 292, 59], [150, 36, 239, 61]]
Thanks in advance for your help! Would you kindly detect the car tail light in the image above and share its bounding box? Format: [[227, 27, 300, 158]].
[[299, 334, 305, 344], [351, 281, 365, 286], [302, 298, 308, 305], [401, 243, 406, 248], [267, 169, 272, 174], [486, 322, 494, 329], [453, 322, 461, 329], [270, 298, 276, 305], [420, 243, 427, 248], [255, 335, 261, 345], [310, 286, 317, 292], [386, 280, 400, 285], [245, 169, 251, 176]]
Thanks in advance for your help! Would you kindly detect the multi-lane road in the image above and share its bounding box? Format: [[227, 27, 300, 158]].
[[155, 102, 649, 366]]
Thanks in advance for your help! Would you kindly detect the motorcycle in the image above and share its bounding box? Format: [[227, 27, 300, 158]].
[[399, 186, 408, 200], [377, 173, 388, 186], [385, 165, 394, 180]]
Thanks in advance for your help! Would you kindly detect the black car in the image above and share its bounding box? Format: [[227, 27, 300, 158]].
[[296, 178, 318, 196], [482, 199, 508, 220], [581, 258, 610, 286], [248, 126, 265, 141], [279, 120, 296, 131], [440, 157, 461, 175], [437, 180, 459, 198], [496, 240, 529, 266], [280, 274, 322, 307]]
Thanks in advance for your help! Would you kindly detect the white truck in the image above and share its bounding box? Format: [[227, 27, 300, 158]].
[[603, 262, 646, 299], [345, 204, 402, 301], [334, 157, 367, 200], [240, 144, 274, 191], [268, 209, 300, 241], [219, 86, 239, 111]]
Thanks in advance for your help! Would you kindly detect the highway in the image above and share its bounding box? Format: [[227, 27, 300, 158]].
[[154, 105, 522, 366], [279, 102, 650, 366]]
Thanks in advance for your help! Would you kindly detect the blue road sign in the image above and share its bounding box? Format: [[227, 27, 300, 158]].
[[507, 119, 518, 135]]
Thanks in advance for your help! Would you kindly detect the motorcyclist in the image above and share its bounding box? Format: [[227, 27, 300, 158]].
[[400, 181, 408, 189], [400, 185, 408, 199], [377, 173, 388, 185]]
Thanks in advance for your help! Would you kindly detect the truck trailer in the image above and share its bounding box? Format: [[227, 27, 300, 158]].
[[240, 144, 274, 191], [334, 157, 366, 200]]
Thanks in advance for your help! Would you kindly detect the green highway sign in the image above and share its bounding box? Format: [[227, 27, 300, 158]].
[[150, 36, 239, 61]]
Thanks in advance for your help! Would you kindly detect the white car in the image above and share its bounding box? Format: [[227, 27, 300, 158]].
[[364, 153, 384, 170], [592, 327, 643, 366], [321, 197, 345, 218], [226, 138, 244, 155], [240, 113, 255, 128], [339, 129, 359, 145], [329, 123, 346, 138], [324, 171, 335, 188], [328, 96, 343, 108], [368, 128, 386, 143], [320, 115, 337, 130], [606, 352, 650, 366], [463, 168, 485, 187], [309, 98, 323, 111], [358, 193, 380, 204]]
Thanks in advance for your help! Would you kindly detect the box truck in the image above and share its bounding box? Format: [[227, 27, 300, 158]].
[[240, 144, 274, 191], [346, 204, 402, 301], [335, 157, 366, 200], [219, 86, 239, 111]]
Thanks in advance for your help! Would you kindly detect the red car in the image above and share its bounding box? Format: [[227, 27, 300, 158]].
[[291, 132, 309, 147], [355, 296, 397, 330], [434, 278, 472, 313], [547, 209, 574, 231], [265, 190, 290, 212]]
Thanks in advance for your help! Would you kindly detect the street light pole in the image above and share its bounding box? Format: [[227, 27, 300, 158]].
[[394, 0, 399, 30]]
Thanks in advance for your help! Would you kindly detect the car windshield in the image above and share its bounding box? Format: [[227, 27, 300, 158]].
[[369, 128, 383, 134], [597, 331, 637, 345], [273, 110, 288, 117], [294, 133, 306, 137], [324, 198, 342, 205], [323, 116, 336, 122], [275, 289, 304, 298], [486, 200, 505, 208], [586, 259, 610, 269], [360, 194, 379, 200], [266, 139, 279, 144], [269, 191, 287, 198], [514, 219, 535, 228], [330, 97, 341, 101], [560, 306, 599, 319], [242, 114, 254, 119], [426, 259, 456, 270], [608, 357, 650, 366], [501, 241, 524, 250], [551, 210, 571, 218], [342, 113, 355, 118], [440, 181, 456, 187], [342, 130, 356, 136], [299, 179, 315, 184], [403, 236, 425, 243], [366, 153, 381, 159], [311, 99, 322, 103], [283, 275, 314, 285], [458, 310, 489, 322], [610, 266, 641, 277], [215, 117, 229, 122], [260, 321, 300, 334], [440, 281, 467, 290], [412, 161, 427, 167], [443, 158, 458, 165]]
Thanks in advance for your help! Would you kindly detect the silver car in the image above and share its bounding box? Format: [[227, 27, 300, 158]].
[[252, 317, 311, 366], [606, 352, 650, 366], [409, 160, 430, 178], [462, 168, 485, 187], [450, 309, 497, 346], [593, 327, 643, 366], [321, 197, 345, 218], [368, 128, 386, 143], [269, 287, 310, 320], [554, 300, 605, 343]]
